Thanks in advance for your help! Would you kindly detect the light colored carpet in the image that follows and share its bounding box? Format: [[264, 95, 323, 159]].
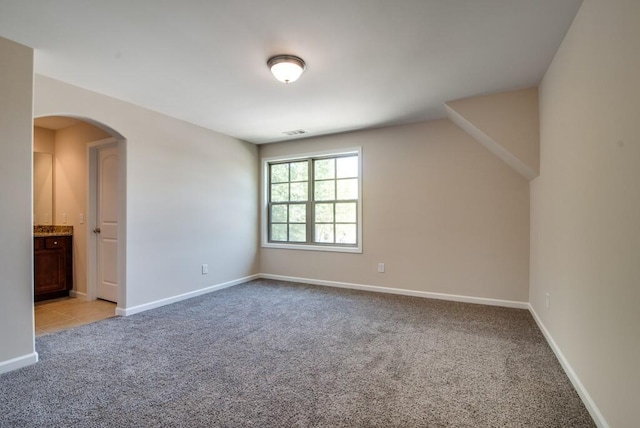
[[0, 279, 594, 427]]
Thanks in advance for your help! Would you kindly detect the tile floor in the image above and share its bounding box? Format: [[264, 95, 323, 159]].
[[35, 297, 117, 336]]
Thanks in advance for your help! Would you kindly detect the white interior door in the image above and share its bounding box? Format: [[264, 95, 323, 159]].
[[96, 145, 118, 302]]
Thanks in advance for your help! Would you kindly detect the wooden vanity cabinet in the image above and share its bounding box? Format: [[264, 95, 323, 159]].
[[34, 235, 73, 301]]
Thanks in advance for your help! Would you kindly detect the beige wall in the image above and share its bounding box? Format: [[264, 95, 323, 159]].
[[532, 0, 640, 426], [260, 120, 530, 302], [35, 75, 260, 309], [53, 122, 110, 294], [33, 126, 55, 153], [446, 87, 540, 180], [0, 36, 36, 370]]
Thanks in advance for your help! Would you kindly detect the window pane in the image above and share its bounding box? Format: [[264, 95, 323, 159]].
[[336, 224, 357, 244], [289, 224, 306, 242], [290, 161, 308, 182], [336, 178, 358, 200], [337, 156, 358, 178], [289, 204, 306, 223], [271, 204, 287, 223], [271, 224, 287, 241], [335, 202, 356, 223], [314, 180, 335, 201], [314, 158, 335, 180], [271, 163, 289, 183], [315, 203, 334, 223], [271, 183, 289, 202], [290, 182, 308, 201], [315, 224, 334, 243]]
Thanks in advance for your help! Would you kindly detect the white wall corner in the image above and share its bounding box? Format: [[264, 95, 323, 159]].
[[0, 352, 38, 375], [528, 304, 609, 428], [69, 290, 88, 301], [115, 274, 261, 317], [445, 103, 538, 181]]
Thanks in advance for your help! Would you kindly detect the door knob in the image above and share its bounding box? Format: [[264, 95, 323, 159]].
[[93, 227, 101, 234]]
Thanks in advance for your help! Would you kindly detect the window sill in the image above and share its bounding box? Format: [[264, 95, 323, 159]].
[[262, 242, 362, 254]]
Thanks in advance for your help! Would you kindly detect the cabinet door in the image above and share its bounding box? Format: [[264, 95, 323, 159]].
[[34, 249, 67, 295], [34, 236, 72, 301]]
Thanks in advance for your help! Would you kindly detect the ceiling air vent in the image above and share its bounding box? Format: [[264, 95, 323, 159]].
[[282, 129, 307, 136]]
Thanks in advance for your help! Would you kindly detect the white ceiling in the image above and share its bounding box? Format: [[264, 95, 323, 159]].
[[0, 0, 582, 144]]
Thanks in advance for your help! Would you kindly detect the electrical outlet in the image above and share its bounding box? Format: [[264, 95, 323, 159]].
[[545, 292, 550, 309], [63, 213, 67, 224], [79, 213, 84, 224], [377, 263, 385, 273], [202, 264, 208, 275]]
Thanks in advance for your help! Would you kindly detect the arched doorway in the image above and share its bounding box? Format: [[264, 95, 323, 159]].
[[33, 115, 126, 336]]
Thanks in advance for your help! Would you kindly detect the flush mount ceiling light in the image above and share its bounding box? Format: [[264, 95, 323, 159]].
[[267, 55, 306, 84]]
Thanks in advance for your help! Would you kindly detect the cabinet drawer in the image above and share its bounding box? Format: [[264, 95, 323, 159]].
[[45, 237, 65, 249]]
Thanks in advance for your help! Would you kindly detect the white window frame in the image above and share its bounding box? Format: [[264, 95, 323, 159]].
[[261, 147, 363, 253]]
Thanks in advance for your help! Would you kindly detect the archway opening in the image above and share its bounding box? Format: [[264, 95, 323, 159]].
[[33, 115, 126, 336]]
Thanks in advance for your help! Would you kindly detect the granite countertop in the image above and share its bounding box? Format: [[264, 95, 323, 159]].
[[34, 225, 73, 237]]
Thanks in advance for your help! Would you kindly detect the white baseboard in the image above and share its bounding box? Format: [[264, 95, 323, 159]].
[[69, 290, 88, 301], [259, 274, 529, 309], [528, 304, 608, 428], [114, 273, 528, 317], [115, 274, 260, 317], [0, 352, 38, 375]]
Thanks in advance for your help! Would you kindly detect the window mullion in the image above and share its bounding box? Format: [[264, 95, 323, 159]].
[[267, 202, 272, 241], [333, 158, 337, 243], [268, 163, 273, 242], [332, 198, 337, 244], [308, 160, 314, 244], [287, 163, 291, 242]]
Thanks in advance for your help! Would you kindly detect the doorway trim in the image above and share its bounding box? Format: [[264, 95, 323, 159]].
[[87, 137, 127, 310]]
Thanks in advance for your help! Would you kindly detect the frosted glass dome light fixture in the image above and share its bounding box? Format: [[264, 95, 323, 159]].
[[267, 55, 306, 84]]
